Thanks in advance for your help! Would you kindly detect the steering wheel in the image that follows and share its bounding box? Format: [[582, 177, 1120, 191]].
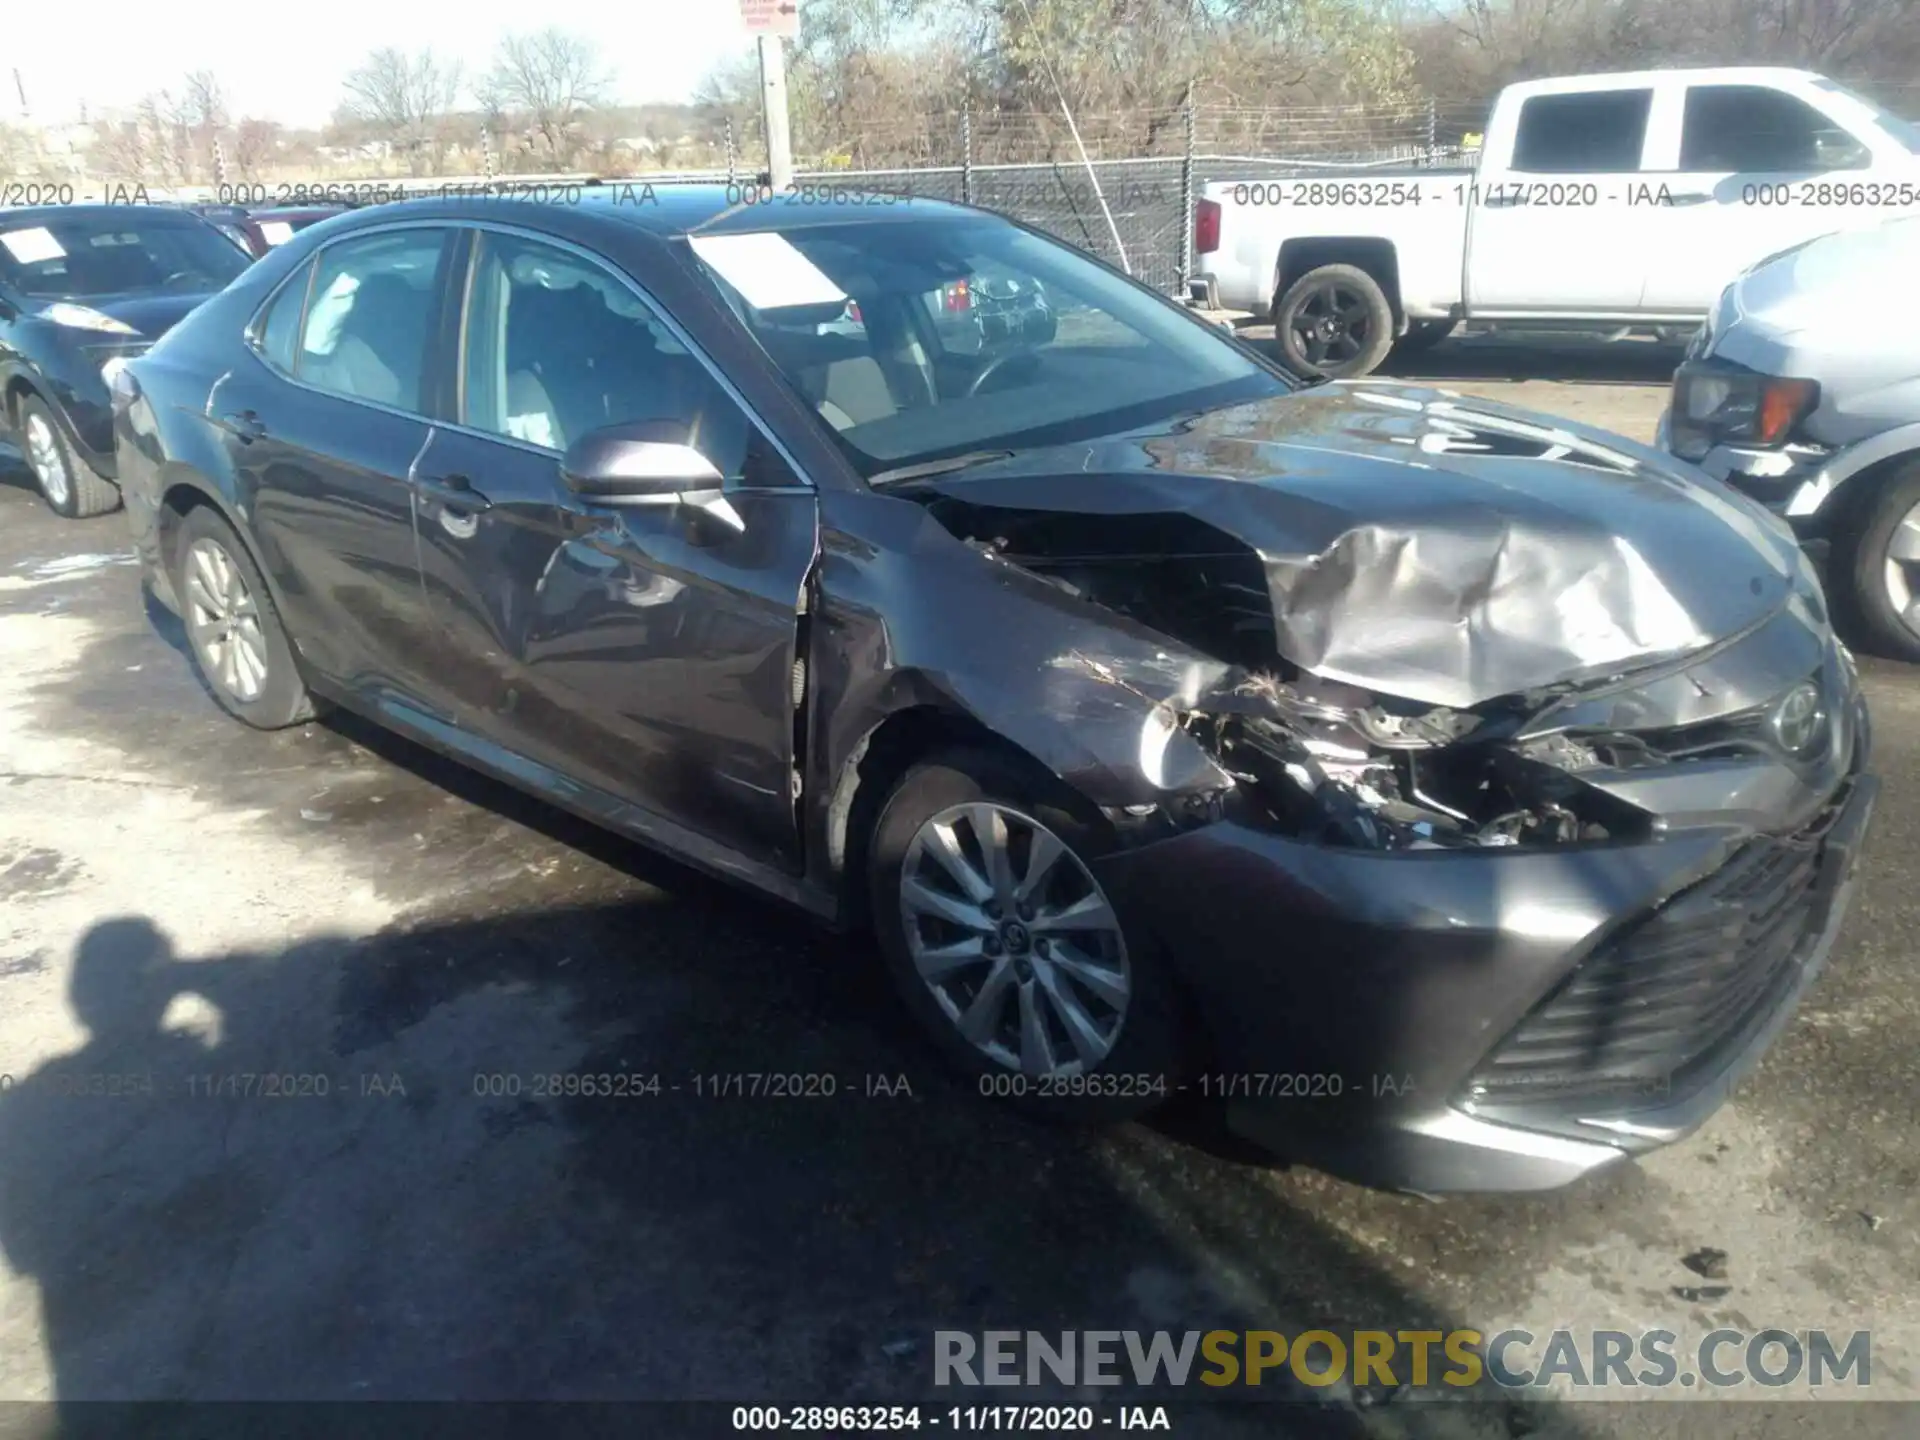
[[965, 349, 1031, 398]]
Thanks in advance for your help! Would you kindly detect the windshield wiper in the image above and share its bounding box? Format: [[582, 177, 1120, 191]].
[[867, 450, 1017, 488]]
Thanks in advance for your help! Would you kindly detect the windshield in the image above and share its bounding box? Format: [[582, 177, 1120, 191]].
[[682, 215, 1289, 478], [0, 216, 252, 300], [1810, 78, 1920, 154]]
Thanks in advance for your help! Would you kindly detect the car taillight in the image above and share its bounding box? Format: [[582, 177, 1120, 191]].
[[1195, 199, 1221, 256], [945, 279, 971, 312]]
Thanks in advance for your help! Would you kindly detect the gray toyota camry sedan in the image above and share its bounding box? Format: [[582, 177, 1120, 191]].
[[109, 186, 1877, 1193]]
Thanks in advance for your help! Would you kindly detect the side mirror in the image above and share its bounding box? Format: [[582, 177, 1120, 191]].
[[558, 420, 744, 534]]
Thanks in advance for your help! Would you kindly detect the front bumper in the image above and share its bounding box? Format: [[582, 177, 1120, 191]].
[[1094, 699, 1878, 1195]]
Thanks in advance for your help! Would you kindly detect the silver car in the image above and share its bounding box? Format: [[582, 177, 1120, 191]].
[[1661, 214, 1920, 660]]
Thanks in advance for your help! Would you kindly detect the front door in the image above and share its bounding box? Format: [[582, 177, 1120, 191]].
[[1639, 81, 1901, 314], [412, 228, 819, 870]]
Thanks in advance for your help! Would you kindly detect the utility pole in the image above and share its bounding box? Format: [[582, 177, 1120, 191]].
[[758, 32, 793, 191]]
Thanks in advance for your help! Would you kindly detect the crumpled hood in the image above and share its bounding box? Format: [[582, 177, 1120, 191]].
[[912, 381, 1811, 709]]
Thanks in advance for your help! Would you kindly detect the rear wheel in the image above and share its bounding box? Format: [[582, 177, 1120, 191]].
[[1273, 263, 1395, 380], [867, 748, 1189, 1121], [18, 395, 120, 519], [172, 505, 318, 728], [1843, 461, 1920, 663]]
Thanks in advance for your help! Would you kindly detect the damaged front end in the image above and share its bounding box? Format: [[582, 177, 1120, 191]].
[[1182, 672, 1652, 852], [919, 482, 1852, 858]]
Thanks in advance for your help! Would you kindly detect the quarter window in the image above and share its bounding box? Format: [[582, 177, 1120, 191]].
[[251, 260, 312, 375], [295, 229, 450, 414]]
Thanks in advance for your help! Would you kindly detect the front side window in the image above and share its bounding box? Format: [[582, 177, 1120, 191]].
[[1509, 90, 1653, 173], [1681, 85, 1869, 171], [684, 216, 1287, 478], [458, 231, 757, 478], [296, 228, 450, 414], [0, 216, 251, 300]]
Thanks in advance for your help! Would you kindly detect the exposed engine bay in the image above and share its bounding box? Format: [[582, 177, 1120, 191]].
[[913, 494, 1794, 852]]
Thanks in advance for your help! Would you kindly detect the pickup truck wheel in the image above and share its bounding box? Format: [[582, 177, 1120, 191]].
[[1847, 463, 1920, 663], [1274, 264, 1395, 380], [1394, 319, 1457, 354]]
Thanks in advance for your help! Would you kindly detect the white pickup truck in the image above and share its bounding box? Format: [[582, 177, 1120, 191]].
[[1192, 66, 1920, 378]]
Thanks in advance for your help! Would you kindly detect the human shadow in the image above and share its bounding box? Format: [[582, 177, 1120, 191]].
[[0, 902, 1613, 1440]]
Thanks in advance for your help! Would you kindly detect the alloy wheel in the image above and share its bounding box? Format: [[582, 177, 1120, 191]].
[[23, 413, 70, 510], [898, 802, 1132, 1075], [1290, 283, 1372, 368], [183, 538, 270, 704], [1882, 497, 1920, 641]]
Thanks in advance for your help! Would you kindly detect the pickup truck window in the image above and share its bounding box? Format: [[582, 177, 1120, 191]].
[[1809, 78, 1920, 155], [1510, 89, 1652, 172], [1681, 85, 1869, 171]]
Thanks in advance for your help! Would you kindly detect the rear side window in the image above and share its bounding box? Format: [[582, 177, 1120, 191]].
[[1510, 90, 1653, 172], [252, 260, 312, 375], [1681, 86, 1869, 171], [296, 229, 450, 415]]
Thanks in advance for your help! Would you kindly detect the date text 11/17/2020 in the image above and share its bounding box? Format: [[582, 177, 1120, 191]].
[[0, 1072, 409, 1099]]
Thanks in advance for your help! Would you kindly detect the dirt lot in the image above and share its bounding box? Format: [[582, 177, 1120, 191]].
[[2, 340, 1916, 1439]]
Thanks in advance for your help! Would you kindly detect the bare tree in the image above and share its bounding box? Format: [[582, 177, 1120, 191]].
[[341, 47, 464, 176], [485, 28, 611, 168], [232, 118, 282, 181]]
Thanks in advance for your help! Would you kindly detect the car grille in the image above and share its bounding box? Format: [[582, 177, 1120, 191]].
[[1462, 787, 1850, 1112]]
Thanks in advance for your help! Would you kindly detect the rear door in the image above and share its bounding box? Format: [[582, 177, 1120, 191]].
[[1639, 80, 1884, 313], [409, 226, 819, 870], [1466, 85, 1659, 313], [214, 224, 457, 711]]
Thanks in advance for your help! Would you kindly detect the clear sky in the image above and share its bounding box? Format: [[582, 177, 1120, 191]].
[[7, 0, 759, 129]]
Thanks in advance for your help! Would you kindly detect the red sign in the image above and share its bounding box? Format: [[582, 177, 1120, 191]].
[[739, 0, 799, 37]]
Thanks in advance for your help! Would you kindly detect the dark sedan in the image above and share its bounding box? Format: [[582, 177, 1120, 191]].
[[111, 189, 1877, 1194], [2, 204, 253, 517]]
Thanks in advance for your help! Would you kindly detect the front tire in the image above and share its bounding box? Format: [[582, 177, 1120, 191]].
[[1273, 263, 1395, 380], [17, 396, 120, 519], [867, 748, 1189, 1122], [172, 505, 318, 728], [1842, 461, 1920, 663]]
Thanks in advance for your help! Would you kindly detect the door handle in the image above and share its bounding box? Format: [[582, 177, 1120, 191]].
[[418, 472, 492, 513], [221, 409, 267, 443]]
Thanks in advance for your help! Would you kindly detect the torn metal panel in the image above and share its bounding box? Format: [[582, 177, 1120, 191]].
[[898, 382, 1812, 709], [804, 492, 1240, 846]]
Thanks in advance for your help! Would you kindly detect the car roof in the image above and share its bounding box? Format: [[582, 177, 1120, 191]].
[[316, 184, 979, 240]]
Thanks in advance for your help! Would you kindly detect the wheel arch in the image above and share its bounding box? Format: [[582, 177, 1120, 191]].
[[1819, 426, 1920, 525], [1273, 238, 1404, 326], [825, 702, 1085, 933], [152, 469, 305, 651]]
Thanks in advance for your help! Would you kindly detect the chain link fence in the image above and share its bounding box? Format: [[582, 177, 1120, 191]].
[[12, 76, 1914, 299]]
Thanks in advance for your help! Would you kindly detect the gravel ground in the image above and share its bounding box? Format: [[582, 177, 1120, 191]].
[[2, 339, 1916, 1439]]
